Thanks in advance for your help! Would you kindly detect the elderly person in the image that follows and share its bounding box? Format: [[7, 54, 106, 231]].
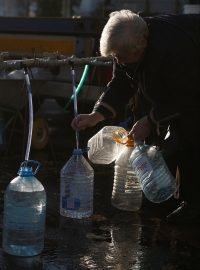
[[71, 10, 200, 224]]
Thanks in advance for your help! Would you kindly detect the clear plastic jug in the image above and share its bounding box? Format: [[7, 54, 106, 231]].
[[111, 134, 142, 211], [3, 160, 46, 256], [129, 142, 177, 203], [87, 126, 126, 164], [60, 148, 94, 219]]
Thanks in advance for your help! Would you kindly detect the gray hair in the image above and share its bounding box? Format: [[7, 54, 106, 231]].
[[100, 10, 149, 57]]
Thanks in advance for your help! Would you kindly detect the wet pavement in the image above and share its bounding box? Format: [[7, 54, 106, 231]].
[[0, 112, 200, 270]]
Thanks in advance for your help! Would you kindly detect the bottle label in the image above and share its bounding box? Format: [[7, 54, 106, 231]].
[[125, 173, 140, 192], [62, 196, 80, 210], [132, 155, 153, 181]]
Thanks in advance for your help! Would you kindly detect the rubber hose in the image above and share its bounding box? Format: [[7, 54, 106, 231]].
[[65, 64, 89, 110]]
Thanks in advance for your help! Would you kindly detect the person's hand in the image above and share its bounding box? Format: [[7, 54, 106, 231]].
[[71, 112, 105, 131], [128, 115, 151, 142]]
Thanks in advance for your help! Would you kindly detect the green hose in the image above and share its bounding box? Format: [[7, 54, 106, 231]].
[[64, 64, 89, 110]]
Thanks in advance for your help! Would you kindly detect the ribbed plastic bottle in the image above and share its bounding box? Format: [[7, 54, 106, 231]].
[[2, 160, 46, 256], [111, 136, 142, 211], [87, 126, 125, 164], [60, 148, 94, 219], [129, 143, 177, 203]]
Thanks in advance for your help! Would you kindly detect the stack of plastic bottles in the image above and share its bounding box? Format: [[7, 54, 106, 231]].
[[87, 125, 177, 206], [87, 126, 142, 211]]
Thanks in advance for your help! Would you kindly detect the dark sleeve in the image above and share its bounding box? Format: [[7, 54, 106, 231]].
[[145, 15, 199, 127], [93, 60, 138, 118], [145, 60, 181, 126]]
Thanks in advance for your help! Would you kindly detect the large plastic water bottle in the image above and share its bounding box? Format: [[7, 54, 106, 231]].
[[87, 126, 125, 164], [2, 160, 46, 256], [129, 143, 177, 203], [60, 148, 94, 219], [111, 132, 142, 211]]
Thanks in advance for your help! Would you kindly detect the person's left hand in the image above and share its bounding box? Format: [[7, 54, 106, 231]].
[[129, 115, 151, 142]]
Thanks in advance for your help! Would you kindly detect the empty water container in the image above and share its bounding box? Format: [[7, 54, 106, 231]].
[[87, 126, 125, 164], [129, 142, 177, 203]]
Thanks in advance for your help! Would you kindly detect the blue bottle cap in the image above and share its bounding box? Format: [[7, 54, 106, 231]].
[[73, 148, 83, 155], [18, 166, 33, 177], [18, 160, 41, 176]]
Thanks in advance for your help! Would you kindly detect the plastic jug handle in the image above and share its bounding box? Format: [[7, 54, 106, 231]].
[[19, 160, 41, 175], [134, 140, 144, 149]]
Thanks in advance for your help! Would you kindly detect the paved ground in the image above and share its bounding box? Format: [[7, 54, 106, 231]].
[[0, 106, 200, 270]]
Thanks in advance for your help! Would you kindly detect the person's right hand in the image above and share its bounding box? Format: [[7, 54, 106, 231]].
[[128, 115, 151, 142], [71, 112, 105, 131]]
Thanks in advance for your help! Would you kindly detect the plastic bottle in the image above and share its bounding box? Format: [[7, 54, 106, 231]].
[[111, 135, 142, 211], [60, 148, 94, 219], [87, 126, 125, 164], [2, 160, 46, 256], [129, 143, 177, 203]]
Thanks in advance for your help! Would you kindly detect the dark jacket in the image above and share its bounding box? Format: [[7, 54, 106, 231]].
[[93, 14, 200, 132]]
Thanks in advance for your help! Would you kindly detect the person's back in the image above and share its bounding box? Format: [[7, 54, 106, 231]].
[[143, 14, 199, 113]]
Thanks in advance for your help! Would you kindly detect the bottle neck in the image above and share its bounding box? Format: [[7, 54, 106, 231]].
[[125, 137, 134, 147], [18, 167, 34, 177]]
